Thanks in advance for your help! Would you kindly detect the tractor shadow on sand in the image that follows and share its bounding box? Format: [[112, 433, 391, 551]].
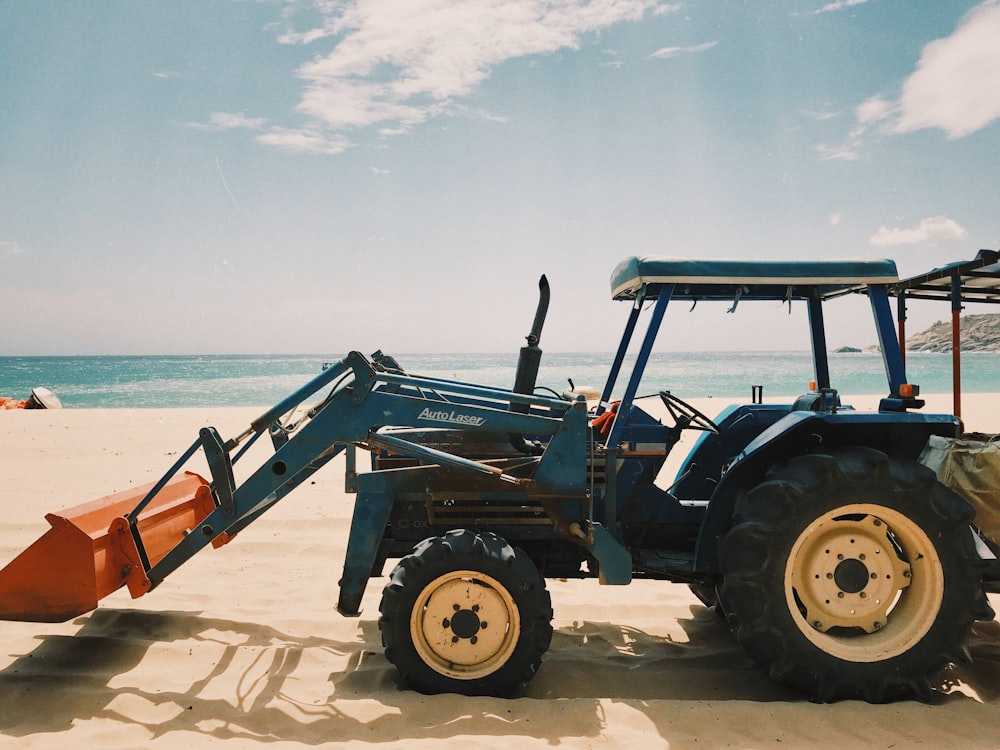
[[1, 604, 999, 745]]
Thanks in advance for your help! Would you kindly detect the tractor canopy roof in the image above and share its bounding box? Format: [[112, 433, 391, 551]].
[[610, 256, 899, 302]]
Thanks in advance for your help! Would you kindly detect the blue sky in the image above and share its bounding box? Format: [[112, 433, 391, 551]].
[[2, 0, 999, 355]]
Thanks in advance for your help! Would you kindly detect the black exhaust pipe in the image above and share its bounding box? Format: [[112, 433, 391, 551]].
[[510, 275, 549, 454]]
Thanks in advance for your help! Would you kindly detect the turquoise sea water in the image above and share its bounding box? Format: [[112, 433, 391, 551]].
[[1, 351, 997, 409]]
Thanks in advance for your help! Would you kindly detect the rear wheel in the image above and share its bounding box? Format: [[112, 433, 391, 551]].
[[720, 447, 990, 702], [379, 529, 553, 696]]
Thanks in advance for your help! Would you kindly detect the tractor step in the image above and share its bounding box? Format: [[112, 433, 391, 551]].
[[634, 549, 695, 574]]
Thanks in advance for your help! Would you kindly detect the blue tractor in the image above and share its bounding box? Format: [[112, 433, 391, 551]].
[[1, 256, 995, 703]]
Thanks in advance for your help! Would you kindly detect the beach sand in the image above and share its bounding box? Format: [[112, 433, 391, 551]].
[[1, 396, 999, 749]]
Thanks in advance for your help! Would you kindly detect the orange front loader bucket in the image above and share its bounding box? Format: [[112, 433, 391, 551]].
[[0, 472, 214, 623]]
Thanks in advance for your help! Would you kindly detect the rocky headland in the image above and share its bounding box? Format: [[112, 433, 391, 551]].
[[905, 313, 1000, 352]]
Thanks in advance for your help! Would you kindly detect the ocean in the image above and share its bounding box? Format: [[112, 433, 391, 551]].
[[1, 351, 997, 409]]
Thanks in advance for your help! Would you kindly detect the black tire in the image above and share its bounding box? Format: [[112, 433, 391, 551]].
[[719, 446, 992, 702], [379, 529, 553, 696]]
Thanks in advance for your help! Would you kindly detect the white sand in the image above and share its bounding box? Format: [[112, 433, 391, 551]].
[[1, 397, 999, 749]]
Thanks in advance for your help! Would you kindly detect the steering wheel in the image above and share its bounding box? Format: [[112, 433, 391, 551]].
[[658, 391, 721, 434]]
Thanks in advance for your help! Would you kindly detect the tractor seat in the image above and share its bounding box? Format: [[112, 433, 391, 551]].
[[792, 391, 840, 412]]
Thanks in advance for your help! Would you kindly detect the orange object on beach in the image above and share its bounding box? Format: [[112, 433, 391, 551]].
[[0, 387, 61, 410], [0, 472, 215, 622]]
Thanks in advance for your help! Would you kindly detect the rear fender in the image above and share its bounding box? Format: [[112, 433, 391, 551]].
[[692, 410, 962, 573]]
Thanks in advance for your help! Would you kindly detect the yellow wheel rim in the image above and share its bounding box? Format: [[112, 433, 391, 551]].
[[410, 570, 520, 680], [785, 503, 944, 662]]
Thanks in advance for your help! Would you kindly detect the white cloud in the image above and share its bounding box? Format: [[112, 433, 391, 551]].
[[855, 95, 894, 125], [838, 1, 1000, 150], [0, 240, 24, 257], [256, 0, 664, 153], [817, 142, 859, 161], [191, 113, 353, 154], [814, 0, 870, 14], [868, 216, 968, 247], [255, 128, 353, 155], [450, 104, 510, 124], [801, 108, 839, 121], [601, 48, 626, 69], [891, 0, 1000, 138], [649, 41, 717, 59], [189, 112, 269, 131], [652, 3, 683, 15]]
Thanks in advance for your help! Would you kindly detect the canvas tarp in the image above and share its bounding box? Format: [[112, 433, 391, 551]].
[[921, 435, 1000, 544]]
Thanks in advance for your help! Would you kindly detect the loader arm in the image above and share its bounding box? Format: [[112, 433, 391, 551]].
[[0, 351, 591, 622], [147, 352, 588, 574]]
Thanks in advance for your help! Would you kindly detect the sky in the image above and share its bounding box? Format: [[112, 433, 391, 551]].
[[2, 0, 999, 356]]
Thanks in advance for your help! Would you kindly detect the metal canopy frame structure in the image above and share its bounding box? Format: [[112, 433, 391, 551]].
[[889, 249, 1000, 420]]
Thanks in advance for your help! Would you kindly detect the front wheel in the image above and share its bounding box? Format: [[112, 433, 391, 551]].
[[379, 529, 553, 696], [719, 447, 991, 702]]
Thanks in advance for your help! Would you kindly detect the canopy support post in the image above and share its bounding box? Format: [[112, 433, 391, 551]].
[[951, 275, 963, 420], [896, 293, 907, 370]]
